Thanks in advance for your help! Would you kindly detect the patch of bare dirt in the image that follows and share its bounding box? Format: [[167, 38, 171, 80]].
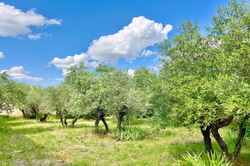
[[13, 159, 25, 166], [168, 137, 202, 144]]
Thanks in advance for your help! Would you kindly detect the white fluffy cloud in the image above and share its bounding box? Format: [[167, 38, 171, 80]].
[[50, 16, 172, 75], [141, 49, 157, 57], [0, 51, 4, 58], [0, 66, 43, 81], [50, 53, 99, 75], [87, 16, 172, 63], [0, 2, 61, 37]]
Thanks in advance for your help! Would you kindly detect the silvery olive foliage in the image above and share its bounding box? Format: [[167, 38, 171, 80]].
[[0, 72, 29, 114], [155, 0, 250, 158]]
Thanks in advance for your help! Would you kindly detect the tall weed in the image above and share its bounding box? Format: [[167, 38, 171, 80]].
[[111, 126, 146, 141], [174, 151, 233, 166]]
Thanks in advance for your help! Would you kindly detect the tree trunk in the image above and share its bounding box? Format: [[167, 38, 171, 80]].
[[211, 124, 229, 157], [60, 115, 64, 126], [64, 115, 68, 126], [101, 114, 109, 134], [95, 111, 102, 134], [117, 112, 125, 128], [21, 109, 26, 119], [200, 125, 213, 155], [232, 114, 249, 160], [56, 109, 64, 127], [32, 108, 38, 122], [64, 109, 68, 125], [57, 110, 64, 126], [40, 114, 48, 122], [70, 116, 78, 128]]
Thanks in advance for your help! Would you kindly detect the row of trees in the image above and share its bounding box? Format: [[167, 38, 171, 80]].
[[0, 63, 156, 134], [1, 0, 249, 160]]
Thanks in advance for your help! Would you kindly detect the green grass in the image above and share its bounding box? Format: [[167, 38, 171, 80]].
[[0, 115, 249, 166]]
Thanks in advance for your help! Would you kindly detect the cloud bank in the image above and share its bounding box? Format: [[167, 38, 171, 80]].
[[0, 2, 61, 37], [50, 16, 172, 75], [0, 66, 43, 81]]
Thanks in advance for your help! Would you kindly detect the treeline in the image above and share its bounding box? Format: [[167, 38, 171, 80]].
[[1, 0, 250, 161], [0, 63, 156, 133]]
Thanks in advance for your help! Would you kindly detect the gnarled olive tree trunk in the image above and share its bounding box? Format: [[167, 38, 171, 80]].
[[117, 111, 128, 128], [20, 109, 26, 119], [232, 114, 249, 160], [211, 117, 233, 157], [32, 107, 38, 122], [64, 114, 68, 126], [117, 106, 129, 128], [95, 109, 102, 134], [70, 116, 79, 128], [200, 125, 213, 155], [101, 114, 109, 134], [94, 108, 109, 134], [57, 109, 64, 126], [40, 114, 48, 122]]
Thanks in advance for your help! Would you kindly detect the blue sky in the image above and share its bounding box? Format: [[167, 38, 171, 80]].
[[0, 0, 237, 86]]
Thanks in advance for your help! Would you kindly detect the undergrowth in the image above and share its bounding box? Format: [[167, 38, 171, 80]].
[[174, 151, 233, 166], [111, 126, 146, 141]]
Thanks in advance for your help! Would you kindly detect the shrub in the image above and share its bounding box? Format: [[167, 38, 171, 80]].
[[111, 126, 146, 141], [174, 151, 233, 166]]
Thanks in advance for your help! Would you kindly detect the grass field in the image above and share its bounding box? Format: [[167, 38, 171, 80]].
[[0, 115, 249, 166]]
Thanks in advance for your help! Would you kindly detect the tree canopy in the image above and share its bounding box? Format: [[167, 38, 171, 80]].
[[156, 0, 250, 159]]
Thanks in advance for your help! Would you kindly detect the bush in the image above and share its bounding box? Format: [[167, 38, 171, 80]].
[[111, 126, 146, 141], [174, 151, 233, 166]]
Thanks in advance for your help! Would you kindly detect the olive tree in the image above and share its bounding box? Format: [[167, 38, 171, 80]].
[[132, 66, 157, 117], [82, 63, 116, 134], [15, 83, 31, 118], [0, 72, 27, 114], [39, 85, 70, 123], [0, 72, 14, 112], [207, 0, 250, 159], [156, 0, 250, 159], [26, 86, 43, 122], [105, 69, 148, 128], [64, 62, 96, 127]]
